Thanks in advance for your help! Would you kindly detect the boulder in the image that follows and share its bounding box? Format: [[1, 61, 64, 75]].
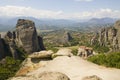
[[16, 50, 53, 76], [28, 50, 53, 59]]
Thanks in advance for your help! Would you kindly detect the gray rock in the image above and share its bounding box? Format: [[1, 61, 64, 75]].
[[0, 36, 5, 60], [0, 19, 45, 59], [15, 19, 40, 53], [91, 20, 120, 52]]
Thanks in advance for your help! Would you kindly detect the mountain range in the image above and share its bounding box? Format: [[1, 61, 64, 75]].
[[0, 17, 118, 32]]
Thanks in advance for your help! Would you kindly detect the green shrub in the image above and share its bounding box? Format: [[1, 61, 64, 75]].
[[71, 49, 78, 56], [88, 52, 120, 69], [92, 44, 109, 53], [0, 57, 22, 80]]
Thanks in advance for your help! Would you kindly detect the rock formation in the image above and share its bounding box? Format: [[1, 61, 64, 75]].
[[77, 46, 94, 58], [15, 50, 53, 76], [0, 19, 45, 60], [15, 19, 41, 53], [61, 31, 73, 44], [0, 34, 5, 59], [91, 20, 120, 51], [0, 34, 12, 60], [9, 55, 120, 80]]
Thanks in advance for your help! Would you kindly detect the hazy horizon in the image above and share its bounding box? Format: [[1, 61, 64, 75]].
[[0, 0, 120, 19]]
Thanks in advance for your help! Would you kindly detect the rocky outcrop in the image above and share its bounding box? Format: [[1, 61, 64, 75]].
[[77, 46, 94, 58], [61, 32, 73, 44], [15, 19, 41, 53], [0, 19, 45, 60], [0, 34, 5, 59], [15, 50, 53, 76], [0, 34, 12, 60], [91, 20, 120, 51], [9, 56, 120, 80], [28, 50, 53, 59]]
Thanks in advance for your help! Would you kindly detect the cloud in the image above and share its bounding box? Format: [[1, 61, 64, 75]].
[[0, 5, 120, 19], [0, 5, 63, 19], [75, 0, 93, 2]]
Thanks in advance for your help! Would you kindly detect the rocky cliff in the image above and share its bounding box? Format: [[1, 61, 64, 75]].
[[0, 19, 45, 60], [91, 20, 120, 51], [15, 19, 41, 53]]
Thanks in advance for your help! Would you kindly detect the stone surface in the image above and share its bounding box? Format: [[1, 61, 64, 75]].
[[9, 50, 120, 80], [15, 50, 53, 76], [28, 50, 53, 59]]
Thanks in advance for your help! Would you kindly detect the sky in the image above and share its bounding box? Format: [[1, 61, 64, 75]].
[[0, 0, 120, 19]]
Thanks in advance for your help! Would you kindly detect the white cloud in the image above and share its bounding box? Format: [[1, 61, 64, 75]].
[[0, 5, 63, 19], [0, 5, 120, 19], [75, 0, 93, 2]]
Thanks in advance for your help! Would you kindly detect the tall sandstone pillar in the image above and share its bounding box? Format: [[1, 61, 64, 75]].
[[15, 19, 40, 53], [114, 20, 120, 50]]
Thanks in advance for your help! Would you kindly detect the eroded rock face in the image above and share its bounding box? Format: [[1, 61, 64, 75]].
[[114, 20, 120, 50], [0, 19, 45, 59], [0, 35, 5, 59], [0, 34, 12, 60], [15, 19, 40, 53], [91, 20, 120, 51]]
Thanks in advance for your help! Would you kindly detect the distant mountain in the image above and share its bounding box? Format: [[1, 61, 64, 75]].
[[0, 17, 119, 32], [88, 17, 117, 24]]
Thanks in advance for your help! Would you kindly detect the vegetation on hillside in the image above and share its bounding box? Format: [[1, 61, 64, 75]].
[[88, 52, 120, 69], [0, 47, 26, 80], [0, 57, 22, 80]]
